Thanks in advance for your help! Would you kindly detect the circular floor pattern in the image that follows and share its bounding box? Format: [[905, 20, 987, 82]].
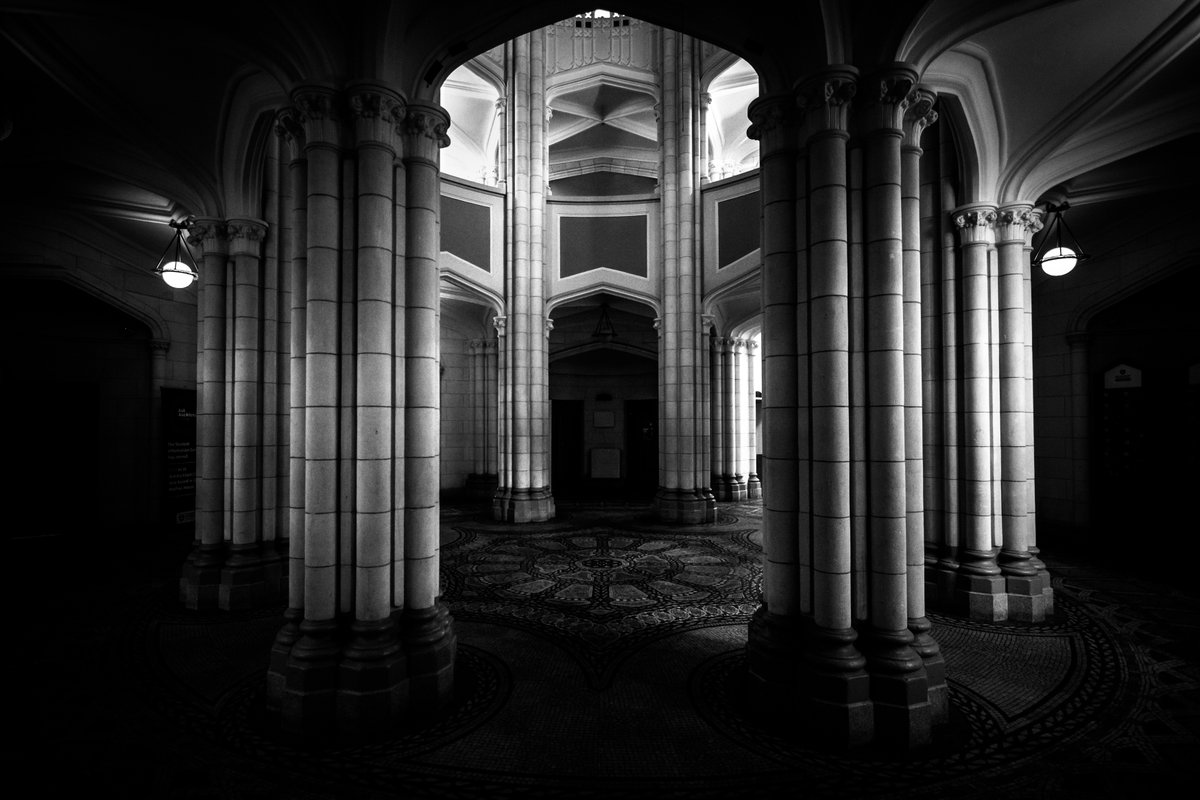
[[688, 590, 1132, 799], [443, 524, 761, 686]]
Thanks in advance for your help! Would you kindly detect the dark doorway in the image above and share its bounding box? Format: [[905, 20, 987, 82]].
[[552, 399, 585, 500], [625, 399, 657, 500]]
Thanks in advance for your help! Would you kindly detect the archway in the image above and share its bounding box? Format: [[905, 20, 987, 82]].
[[549, 292, 659, 502]]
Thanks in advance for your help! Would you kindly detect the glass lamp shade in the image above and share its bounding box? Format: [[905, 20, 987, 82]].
[[1040, 246, 1077, 277], [159, 260, 197, 288]]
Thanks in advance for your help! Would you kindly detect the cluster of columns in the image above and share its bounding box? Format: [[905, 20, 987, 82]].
[[709, 333, 761, 501], [744, 62, 1053, 750], [494, 31, 555, 522], [465, 337, 500, 499], [179, 217, 286, 611], [182, 82, 457, 740], [656, 30, 716, 523]]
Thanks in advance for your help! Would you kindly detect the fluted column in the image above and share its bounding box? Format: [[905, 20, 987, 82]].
[[466, 338, 500, 499], [710, 331, 726, 493], [655, 29, 714, 523], [856, 65, 932, 748], [744, 338, 762, 498], [726, 338, 747, 499], [745, 92, 805, 723], [180, 217, 229, 609], [269, 106, 307, 703], [495, 31, 554, 522], [953, 204, 1008, 620], [901, 89, 947, 724], [399, 99, 457, 710], [220, 218, 270, 609]]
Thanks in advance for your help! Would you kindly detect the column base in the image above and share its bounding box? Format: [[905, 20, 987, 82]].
[[179, 542, 224, 610], [493, 486, 555, 523], [909, 616, 949, 725], [1006, 574, 1050, 622], [746, 474, 762, 500], [957, 573, 1009, 621], [858, 626, 933, 750], [219, 542, 268, 610], [273, 602, 457, 743], [655, 487, 716, 524]]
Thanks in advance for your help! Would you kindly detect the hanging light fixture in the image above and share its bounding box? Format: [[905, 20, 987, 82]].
[[153, 218, 198, 288], [1032, 202, 1088, 277]]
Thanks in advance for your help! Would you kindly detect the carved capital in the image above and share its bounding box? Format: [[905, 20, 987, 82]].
[[187, 218, 228, 255], [545, 316, 555, 338], [492, 315, 507, 337], [652, 316, 662, 338], [347, 86, 405, 150], [796, 67, 857, 139], [226, 218, 269, 259], [274, 107, 306, 161], [996, 204, 1042, 245], [291, 85, 343, 148], [953, 205, 998, 246], [401, 102, 451, 160], [859, 65, 919, 133], [746, 94, 797, 153], [150, 339, 170, 355], [902, 88, 938, 150]]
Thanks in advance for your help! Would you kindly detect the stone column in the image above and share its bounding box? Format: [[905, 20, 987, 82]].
[[932, 126, 961, 604], [400, 99, 457, 711], [953, 204, 1007, 621], [466, 338, 499, 499], [269, 106, 307, 703], [495, 31, 554, 522], [279, 85, 345, 732], [1068, 331, 1091, 537], [710, 331, 726, 494], [745, 91, 805, 721], [744, 338, 762, 498], [726, 337, 747, 500], [902, 89, 947, 724], [856, 65, 931, 748], [800, 67, 874, 747], [220, 218, 270, 610], [995, 204, 1046, 621], [655, 29, 714, 523], [180, 217, 229, 609], [340, 85, 405, 725]]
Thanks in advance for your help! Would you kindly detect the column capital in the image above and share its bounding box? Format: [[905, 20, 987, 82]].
[[857, 63, 920, 134], [995, 203, 1043, 245], [492, 314, 507, 337], [747, 93, 799, 154], [274, 106, 307, 161], [902, 88, 938, 150], [952, 204, 998, 246], [227, 218, 269, 258], [150, 339, 170, 355], [290, 85, 344, 149], [346, 83, 405, 151], [545, 316, 555, 338], [795, 66, 857, 139], [402, 101, 451, 162], [187, 217, 228, 255]]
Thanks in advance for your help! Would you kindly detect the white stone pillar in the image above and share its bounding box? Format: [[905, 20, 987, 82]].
[[495, 31, 554, 522], [857, 66, 931, 748], [220, 218, 270, 610], [710, 331, 726, 492], [655, 29, 714, 524], [953, 204, 1007, 621], [744, 338, 762, 498], [995, 204, 1046, 622], [727, 337, 747, 499], [180, 217, 229, 609], [902, 89, 947, 724]]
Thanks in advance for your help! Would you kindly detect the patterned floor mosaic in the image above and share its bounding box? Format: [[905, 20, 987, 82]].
[[9, 501, 1200, 798]]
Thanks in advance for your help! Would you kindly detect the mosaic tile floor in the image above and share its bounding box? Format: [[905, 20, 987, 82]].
[[8, 501, 1200, 798]]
